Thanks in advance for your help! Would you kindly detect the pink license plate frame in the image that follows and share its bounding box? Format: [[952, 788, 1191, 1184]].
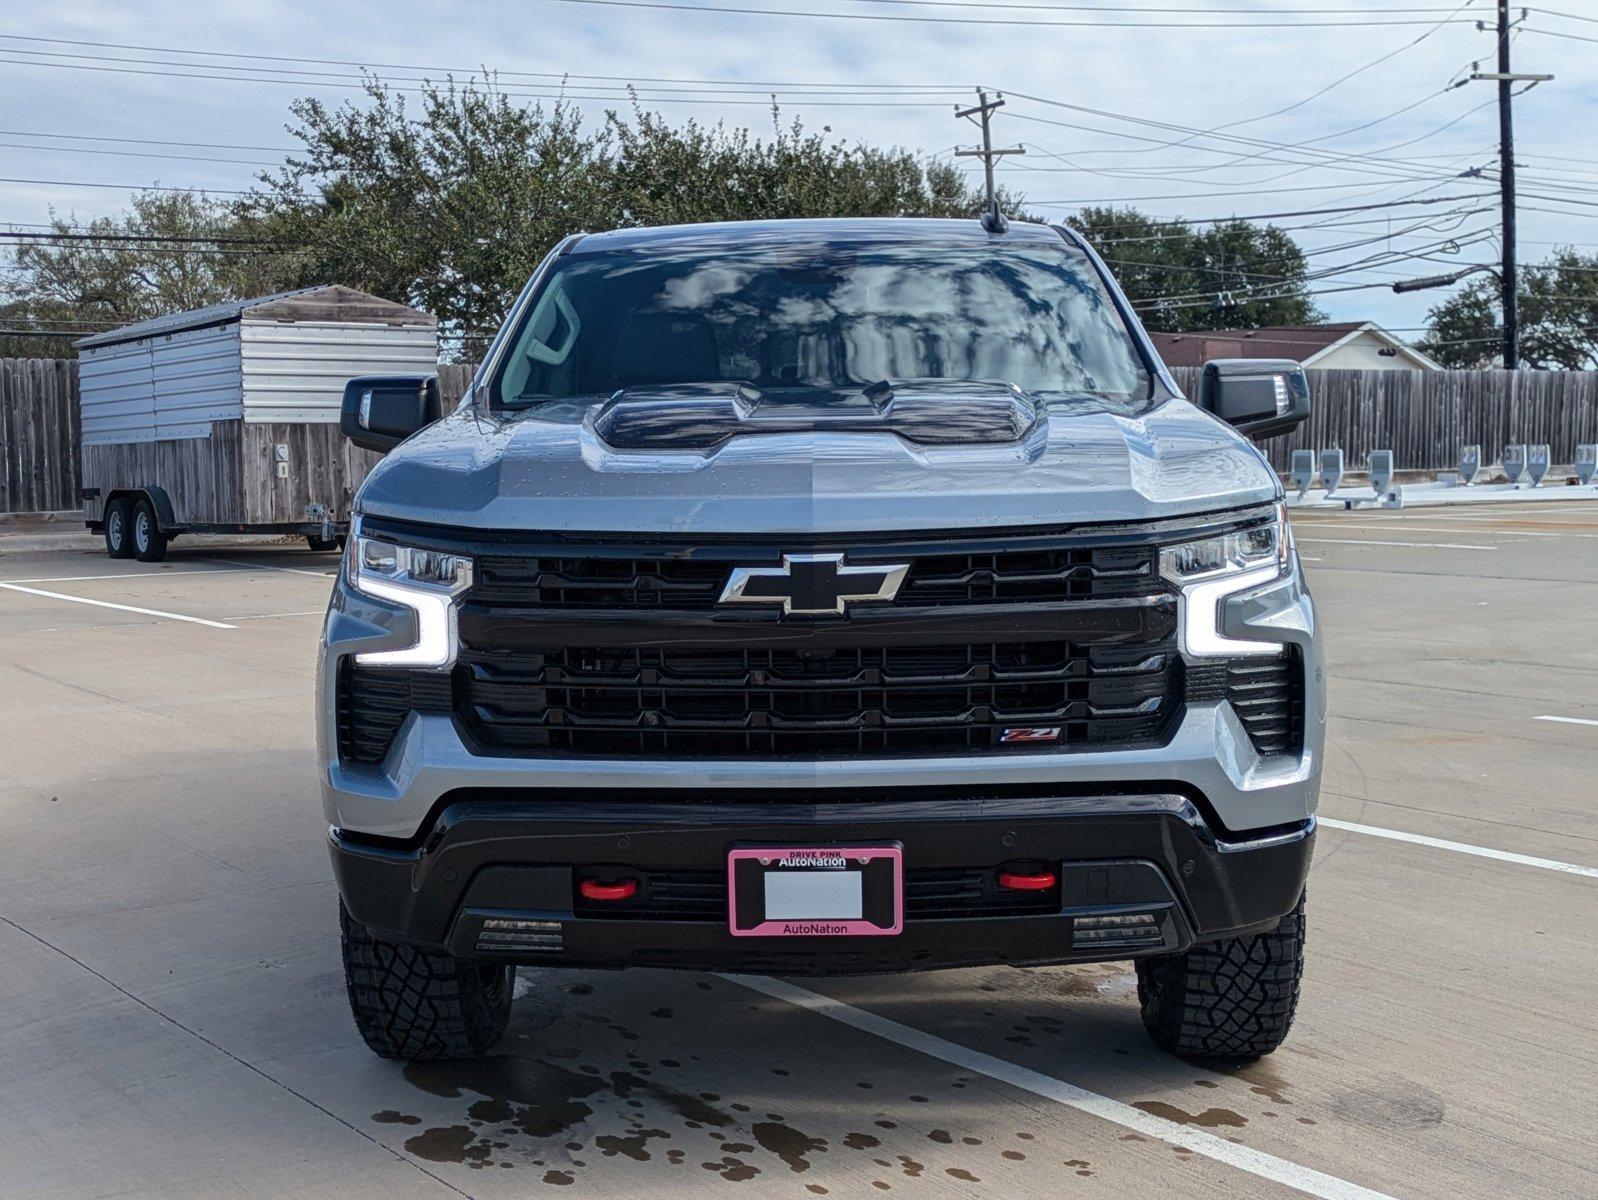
[[726, 845, 903, 937]]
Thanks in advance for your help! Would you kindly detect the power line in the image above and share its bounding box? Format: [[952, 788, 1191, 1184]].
[[0, 177, 251, 195], [0, 128, 298, 153], [539, 0, 1486, 26]]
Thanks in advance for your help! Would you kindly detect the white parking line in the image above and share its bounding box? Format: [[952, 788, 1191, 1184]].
[[725, 974, 1397, 1200], [216, 557, 337, 579], [0, 582, 237, 629], [1, 567, 247, 585], [1318, 817, 1598, 879], [1293, 522, 1584, 539], [1295, 537, 1497, 551], [1535, 714, 1598, 728]]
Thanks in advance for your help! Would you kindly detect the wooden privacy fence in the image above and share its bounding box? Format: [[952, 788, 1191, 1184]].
[[1169, 366, 1598, 473], [1, 358, 80, 514], [6, 358, 1598, 513]]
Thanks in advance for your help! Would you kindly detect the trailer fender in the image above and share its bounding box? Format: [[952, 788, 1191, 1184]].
[[102, 486, 178, 533]]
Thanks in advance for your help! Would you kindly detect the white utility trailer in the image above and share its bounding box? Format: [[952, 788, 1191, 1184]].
[[75, 285, 437, 560]]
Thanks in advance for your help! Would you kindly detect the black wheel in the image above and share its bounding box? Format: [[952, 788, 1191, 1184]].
[[340, 901, 513, 1060], [131, 499, 168, 563], [1135, 893, 1305, 1062], [104, 498, 134, 559], [306, 534, 340, 552]]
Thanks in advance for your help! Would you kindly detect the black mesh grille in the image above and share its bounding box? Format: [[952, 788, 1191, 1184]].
[[470, 543, 1159, 611], [455, 639, 1180, 758], [574, 867, 1060, 922], [337, 664, 451, 764]]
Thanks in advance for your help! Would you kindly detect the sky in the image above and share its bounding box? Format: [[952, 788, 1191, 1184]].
[[3, 0, 1596, 344]]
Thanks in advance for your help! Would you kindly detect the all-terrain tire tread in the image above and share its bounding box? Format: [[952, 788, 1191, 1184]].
[[1135, 893, 1305, 1062], [339, 902, 511, 1060]]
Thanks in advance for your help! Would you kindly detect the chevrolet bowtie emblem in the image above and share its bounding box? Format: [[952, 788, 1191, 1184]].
[[718, 553, 909, 616]]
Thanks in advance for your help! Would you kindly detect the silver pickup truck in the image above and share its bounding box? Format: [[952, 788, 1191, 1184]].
[[319, 217, 1322, 1064]]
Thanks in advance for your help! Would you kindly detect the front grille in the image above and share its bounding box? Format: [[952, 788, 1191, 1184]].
[[574, 867, 1060, 922], [455, 639, 1181, 758], [337, 516, 1284, 766], [1187, 648, 1304, 756], [470, 543, 1159, 611]]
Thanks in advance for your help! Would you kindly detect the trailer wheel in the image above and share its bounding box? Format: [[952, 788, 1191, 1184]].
[[131, 499, 168, 563], [306, 534, 340, 552], [104, 499, 134, 559]]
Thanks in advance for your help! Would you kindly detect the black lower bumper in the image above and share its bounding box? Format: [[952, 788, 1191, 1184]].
[[330, 789, 1314, 975]]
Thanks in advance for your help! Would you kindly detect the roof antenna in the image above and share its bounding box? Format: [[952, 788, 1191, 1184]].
[[981, 197, 1009, 235], [956, 89, 1023, 235]]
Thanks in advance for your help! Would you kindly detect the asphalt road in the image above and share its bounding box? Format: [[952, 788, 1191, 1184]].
[[1, 502, 1594, 1199]]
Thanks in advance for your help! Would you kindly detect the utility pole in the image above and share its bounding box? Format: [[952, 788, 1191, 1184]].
[[955, 90, 1024, 231], [1470, 5, 1552, 369]]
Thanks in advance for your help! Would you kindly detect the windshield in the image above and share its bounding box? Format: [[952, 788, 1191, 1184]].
[[491, 236, 1151, 411]]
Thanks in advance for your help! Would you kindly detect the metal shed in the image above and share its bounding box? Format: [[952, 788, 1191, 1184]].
[[75, 285, 437, 559]]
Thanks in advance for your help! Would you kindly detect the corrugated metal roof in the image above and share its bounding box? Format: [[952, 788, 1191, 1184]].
[[74, 285, 431, 351]]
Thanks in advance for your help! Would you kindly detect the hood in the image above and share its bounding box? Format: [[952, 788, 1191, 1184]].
[[355, 391, 1280, 535]]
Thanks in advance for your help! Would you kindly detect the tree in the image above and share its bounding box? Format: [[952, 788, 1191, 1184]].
[[237, 80, 1009, 356], [1067, 206, 1323, 332], [1420, 250, 1598, 369], [0, 192, 293, 357]]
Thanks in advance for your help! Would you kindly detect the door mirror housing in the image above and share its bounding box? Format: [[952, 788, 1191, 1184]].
[[1198, 358, 1310, 440], [340, 375, 442, 453]]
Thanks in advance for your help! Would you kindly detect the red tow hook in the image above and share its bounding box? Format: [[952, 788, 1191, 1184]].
[[997, 867, 1058, 892], [579, 878, 639, 902]]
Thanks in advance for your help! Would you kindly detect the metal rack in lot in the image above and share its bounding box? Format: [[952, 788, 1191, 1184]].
[[1287, 442, 1598, 510]]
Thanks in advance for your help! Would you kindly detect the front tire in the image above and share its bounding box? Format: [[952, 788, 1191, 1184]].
[[340, 901, 513, 1060], [1135, 893, 1305, 1062], [306, 534, 340, 552], [104, 499, 134, 559], [131, 499, 168, 563]]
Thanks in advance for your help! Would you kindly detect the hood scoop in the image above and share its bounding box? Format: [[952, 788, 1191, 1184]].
[[593, 379, 1040, 451]]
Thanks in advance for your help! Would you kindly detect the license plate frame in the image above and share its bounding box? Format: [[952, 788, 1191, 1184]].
[[727, 844, 903, 937]]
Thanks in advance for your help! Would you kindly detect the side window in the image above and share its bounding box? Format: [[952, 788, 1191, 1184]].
[[501, 282, 581, 400]]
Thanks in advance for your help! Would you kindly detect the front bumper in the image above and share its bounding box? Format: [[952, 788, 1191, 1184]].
[[331, 791, 1312, 973]]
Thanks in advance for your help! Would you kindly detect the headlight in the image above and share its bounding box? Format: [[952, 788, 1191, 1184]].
[[1161, 504, 1290, 657], [347, 531, 473, 668]]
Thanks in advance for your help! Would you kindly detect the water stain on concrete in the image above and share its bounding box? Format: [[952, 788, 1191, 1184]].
[[753, 1120, 827, 1172], [371, 1109, 421, 1125], [844, 1132, 881, 1149], [403, 1124, 494, 1168], [543, 1169, 574, 1185], [927, 1130, 953, 1145], [946, 1167, 981, 1183], [1132, 1100, 1248, 1129], [702, 1155, 760, 1181], [898, 1155, 925, 1177], [595, 1129, 670, 1162]]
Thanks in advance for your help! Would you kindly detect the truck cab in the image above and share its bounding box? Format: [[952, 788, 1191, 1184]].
[[321, 217, 1320, 1063]]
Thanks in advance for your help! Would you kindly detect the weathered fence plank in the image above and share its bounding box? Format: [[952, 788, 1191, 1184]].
[[1, 357, 80, 513], [1168, 366, 1598, 472], [5, 359, 1597, 513]]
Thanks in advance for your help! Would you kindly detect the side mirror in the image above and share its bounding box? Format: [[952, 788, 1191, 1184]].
[[340, 375, 442, 454], [1198, 358, 1310, 440]]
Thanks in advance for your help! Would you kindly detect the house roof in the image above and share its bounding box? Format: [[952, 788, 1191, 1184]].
[[1149, 322, 1439, 369], [75, 284, 435, 351]]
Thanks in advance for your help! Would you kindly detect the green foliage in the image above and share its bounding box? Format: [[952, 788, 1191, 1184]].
[[1067, 206, 1323, 332], [236, 81, 1008, 355], [1420, 250, 1598, 369], [3, 79, 1320, 361]]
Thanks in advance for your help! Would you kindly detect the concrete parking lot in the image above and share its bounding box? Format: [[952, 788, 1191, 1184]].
[[1, 503, 1595, 1200]]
